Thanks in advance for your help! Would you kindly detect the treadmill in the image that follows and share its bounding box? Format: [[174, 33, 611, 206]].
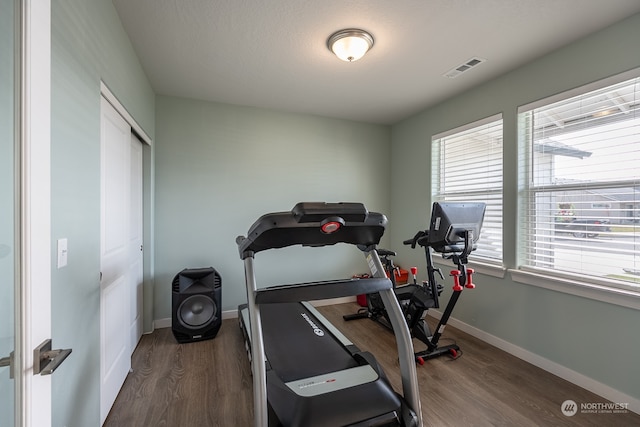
[[237, 202, 422, 427]]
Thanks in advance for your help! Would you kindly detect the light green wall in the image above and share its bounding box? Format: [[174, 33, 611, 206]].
[[154, 96, 391, 318], [391, 13, 640, 403], [50, 1, 154, 426]]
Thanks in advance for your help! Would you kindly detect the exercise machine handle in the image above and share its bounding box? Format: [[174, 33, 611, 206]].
[[377, 248, 397, 257], [403, 230, 427, 249]]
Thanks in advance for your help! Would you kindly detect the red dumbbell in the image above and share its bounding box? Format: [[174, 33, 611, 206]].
[[450, 270, 463, 291], [465, 268, 475, 289], [410, 267, 418, 284]]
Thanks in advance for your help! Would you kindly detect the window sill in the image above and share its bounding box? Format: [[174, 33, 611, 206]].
[[510, 268, 640, 310], [433, 258, 506, 278]]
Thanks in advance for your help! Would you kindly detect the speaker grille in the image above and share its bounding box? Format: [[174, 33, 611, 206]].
[[178, 294, 216, 328]]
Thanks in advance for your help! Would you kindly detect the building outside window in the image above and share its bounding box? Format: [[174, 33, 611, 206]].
[[518, 73, 640, 290]]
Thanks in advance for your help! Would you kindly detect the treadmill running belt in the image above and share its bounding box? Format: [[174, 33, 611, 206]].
[[261, 303, 359, 383]]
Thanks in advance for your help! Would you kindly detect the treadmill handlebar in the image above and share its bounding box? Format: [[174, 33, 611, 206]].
[[238, 202, 388, 259], [254, 277, 393, 304]]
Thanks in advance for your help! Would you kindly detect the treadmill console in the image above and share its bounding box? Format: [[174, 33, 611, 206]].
[[237, 202, 387, 259], [292, 202, 368, 223]]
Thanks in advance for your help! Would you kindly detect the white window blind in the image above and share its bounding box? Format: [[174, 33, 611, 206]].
[[432, 115, 503, 262], [519, 74, 640, 290]]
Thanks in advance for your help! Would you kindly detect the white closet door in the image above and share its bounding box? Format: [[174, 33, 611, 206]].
[[100, 96, 133, 424], [128, 135, 143, 354]]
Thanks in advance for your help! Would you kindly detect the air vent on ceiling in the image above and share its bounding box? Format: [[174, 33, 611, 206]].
[[444, 57, 486, 79]]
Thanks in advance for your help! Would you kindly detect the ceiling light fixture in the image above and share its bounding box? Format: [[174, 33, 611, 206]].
[[327, 29, 374, 62]]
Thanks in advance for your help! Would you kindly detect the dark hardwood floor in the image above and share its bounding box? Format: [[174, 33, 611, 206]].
[[104, 303, 639, 426]]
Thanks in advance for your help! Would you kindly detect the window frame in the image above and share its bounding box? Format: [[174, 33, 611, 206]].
[[514, 68, 640, 308], [431, 113, 504, 268]]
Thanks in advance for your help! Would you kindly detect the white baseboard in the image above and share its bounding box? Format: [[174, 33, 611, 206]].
[[152, 318, 171, 329], [427, 310, 640, 415]]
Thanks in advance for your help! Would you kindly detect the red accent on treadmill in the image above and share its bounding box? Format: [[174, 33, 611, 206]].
[[321, 221, 341, 234]]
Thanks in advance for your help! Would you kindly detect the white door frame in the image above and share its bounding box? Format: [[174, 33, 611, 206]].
[[20, 1, 52, 426], [100, 83, 152, 146]]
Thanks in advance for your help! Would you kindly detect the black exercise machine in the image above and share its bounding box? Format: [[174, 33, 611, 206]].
[[237, 202, 422, 427], [344, 202, 486, 364]]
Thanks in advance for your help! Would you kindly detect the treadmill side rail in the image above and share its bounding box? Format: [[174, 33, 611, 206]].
[[243, 256, 270, 427], [366, 249, 423, 427]]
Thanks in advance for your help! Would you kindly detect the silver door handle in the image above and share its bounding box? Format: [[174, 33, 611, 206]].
[[0, 351, 14, 379], [34, 339, 72, 376]]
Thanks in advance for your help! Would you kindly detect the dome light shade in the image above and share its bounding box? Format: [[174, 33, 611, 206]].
[[327, 29, 374, 62]]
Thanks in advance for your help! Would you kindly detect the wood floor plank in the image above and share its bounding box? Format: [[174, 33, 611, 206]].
[[104, 303, 640, 426]]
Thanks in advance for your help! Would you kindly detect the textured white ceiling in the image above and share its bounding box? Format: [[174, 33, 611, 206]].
[[112, 0, 640, 125]]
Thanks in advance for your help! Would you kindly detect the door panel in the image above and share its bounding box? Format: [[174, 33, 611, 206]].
[[129, 136, 143, 354], [101, 275, 129, 390], [100, 97, 132, 424]]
